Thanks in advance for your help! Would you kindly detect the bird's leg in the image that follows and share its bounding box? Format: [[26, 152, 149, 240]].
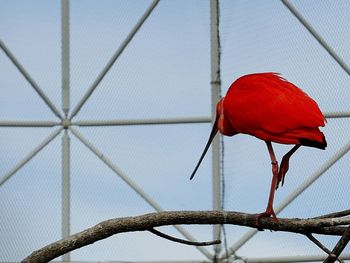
[[256, 141, 279, 226], [277, 144, 301, 188]]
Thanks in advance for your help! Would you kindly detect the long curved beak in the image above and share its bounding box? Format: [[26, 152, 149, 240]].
[[190, 116, 218, 180]]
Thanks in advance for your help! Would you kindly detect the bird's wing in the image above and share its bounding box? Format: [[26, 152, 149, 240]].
[[224, 73, 325, 135]]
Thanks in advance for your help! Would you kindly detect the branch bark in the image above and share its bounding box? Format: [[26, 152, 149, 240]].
[[22, 210, 350, 263], [306, 234, 344, 263], [324, 225, 350, 263]]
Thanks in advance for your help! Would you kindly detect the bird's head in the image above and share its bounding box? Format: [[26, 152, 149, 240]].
[[190, 97, 237, 180], [216, 97, 236, 136]]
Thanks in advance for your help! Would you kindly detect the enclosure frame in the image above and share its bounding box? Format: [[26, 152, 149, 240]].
[[1, 0, 350, 262]]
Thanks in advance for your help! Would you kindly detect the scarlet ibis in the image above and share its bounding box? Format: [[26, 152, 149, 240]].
[[190, 72, 326, 223]]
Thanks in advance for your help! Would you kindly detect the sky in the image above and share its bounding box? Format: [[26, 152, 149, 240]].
[[0, 0, 349, 262]]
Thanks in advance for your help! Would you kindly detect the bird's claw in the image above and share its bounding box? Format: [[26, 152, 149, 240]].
[[255, 209, 278, 230]]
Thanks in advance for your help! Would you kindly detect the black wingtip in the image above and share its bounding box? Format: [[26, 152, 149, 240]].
[[299, 133, 327, 150]]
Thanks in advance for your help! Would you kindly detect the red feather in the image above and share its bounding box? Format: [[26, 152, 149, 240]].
[[220, 73, 326, 148]]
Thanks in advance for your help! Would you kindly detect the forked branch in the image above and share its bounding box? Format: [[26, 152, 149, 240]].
[[22, 210, 350, 263], [324, 225, 350, 263]]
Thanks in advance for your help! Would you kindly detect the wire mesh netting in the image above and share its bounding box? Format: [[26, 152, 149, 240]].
[[1, 0, 349, 262]]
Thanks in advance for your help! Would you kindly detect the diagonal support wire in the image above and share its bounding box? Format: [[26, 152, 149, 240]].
[[0, 127, 63, 186], [221, 140, 350, 259], [69, 127, 213, 260], [281, 0, 350, 76], [69, 0, 160, 120], [0, 39, 64, 120]]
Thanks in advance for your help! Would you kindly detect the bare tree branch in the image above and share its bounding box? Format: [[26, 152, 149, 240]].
[[149, 228, 220, 246], [22, 210, 350, 263], [324, 225, 350, 263], [306, 233, 344, 263], [314, 209, 350, 219]]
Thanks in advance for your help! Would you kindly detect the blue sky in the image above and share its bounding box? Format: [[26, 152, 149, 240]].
[[1, 0, 349, 262]]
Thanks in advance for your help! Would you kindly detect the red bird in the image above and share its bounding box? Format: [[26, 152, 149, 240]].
[[190, 73, 326, 223]]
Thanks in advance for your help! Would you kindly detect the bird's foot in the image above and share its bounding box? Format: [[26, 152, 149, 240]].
[[277, 156, 290, 189], [276, 144, 301, 189], [255, 209, 278, 230]]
